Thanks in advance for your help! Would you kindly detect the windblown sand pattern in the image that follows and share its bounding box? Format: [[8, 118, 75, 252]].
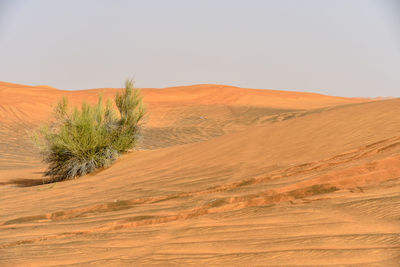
[[0, 82, 399, 266]]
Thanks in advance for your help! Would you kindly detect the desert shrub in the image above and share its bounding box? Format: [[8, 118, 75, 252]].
[[36, 80, 145, 182]]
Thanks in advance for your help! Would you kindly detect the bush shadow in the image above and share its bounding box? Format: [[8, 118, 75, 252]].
[[0, 178, 46, 187], [0, 171, 51, 187]]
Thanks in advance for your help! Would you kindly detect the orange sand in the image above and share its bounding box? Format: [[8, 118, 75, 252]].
[[0, 82, 399, 266]]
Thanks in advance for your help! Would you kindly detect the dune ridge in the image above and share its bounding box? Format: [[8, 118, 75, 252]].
[[0, 81, 369, 123]]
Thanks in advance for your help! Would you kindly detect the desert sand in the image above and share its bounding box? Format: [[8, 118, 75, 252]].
[[0, 81, 399, 266]]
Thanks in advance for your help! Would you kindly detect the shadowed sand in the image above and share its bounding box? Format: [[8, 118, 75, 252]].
[[0, 82, 399, 266]]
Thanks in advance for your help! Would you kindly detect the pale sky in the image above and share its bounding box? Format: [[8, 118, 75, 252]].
[[0, 0, 399, 97]]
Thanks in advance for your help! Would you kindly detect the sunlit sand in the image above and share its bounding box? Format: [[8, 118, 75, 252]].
[[1, 82, 399, 265]]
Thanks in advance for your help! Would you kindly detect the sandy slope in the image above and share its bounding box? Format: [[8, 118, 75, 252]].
[[1, 82, 399, 266]]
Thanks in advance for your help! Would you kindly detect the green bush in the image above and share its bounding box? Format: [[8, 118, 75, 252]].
[[36, 80, 146, 182]]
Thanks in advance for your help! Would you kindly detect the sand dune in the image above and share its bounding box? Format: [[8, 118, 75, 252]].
[[0, 82, 399, 266], [0, 82, 367, 123]]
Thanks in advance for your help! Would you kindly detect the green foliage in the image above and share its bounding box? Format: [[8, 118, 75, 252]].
[[114, 80, 146, 152], [36, 80, 146, 182]]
